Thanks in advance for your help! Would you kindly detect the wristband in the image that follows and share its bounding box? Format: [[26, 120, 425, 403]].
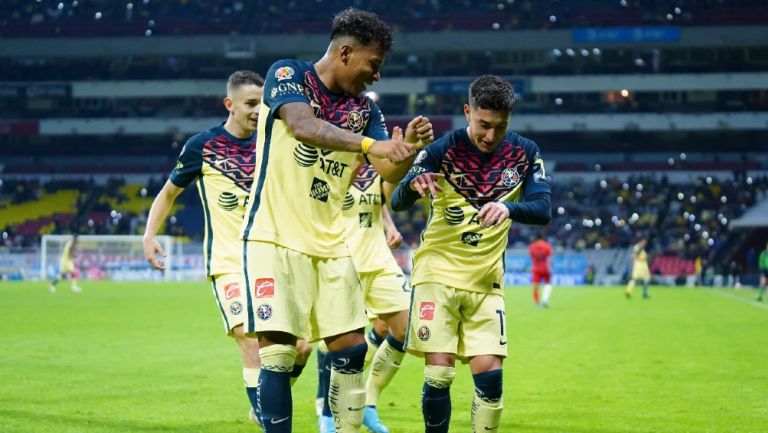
[[361, 137, 376, 154]]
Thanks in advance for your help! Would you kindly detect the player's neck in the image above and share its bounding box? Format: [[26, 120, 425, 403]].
[[314, 56, 343, 94], [223, 117, 252, 140]]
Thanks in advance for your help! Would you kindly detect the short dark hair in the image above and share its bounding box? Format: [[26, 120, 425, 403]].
[[468, 75, 515, 112], [331, 8, 393, 52], [227, 70, 264, 92]]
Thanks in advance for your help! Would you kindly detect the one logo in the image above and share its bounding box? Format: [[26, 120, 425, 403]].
[[419, 302, 435, 320], [533, 159, 547, 183], [417, 325, 431, 341], [293, 142, 319, 167], [342, 192, 354, 210], [275, 66, 294, 81], [175, 160, 184, 170], [501, 167, 520, 187], [229, 301, 242, 316], [256, 304, 272, 320], [426, 420, 447, 427], [461, 232, 483, 247], [347, 110, 364, 132], [414, 150, 427, 164], [310, 177, 330, 202], [347, 406, 365, 412], [359, 212, 372, 228], [217, 191, 239, 210], [270, 416, 290, 424], [444, 207, 464, 225], [484, 425, 500, 431], [270, 87, 278, 99], [499, 338, 508, 346], [224, 282, 240, 301], [254, 278, 275, 298]]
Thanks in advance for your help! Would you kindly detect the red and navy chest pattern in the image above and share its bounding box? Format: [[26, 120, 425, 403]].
[[201, 135, 256, 192], [442, 138, 529, 209], [303, 71, 370, 134], [353, 164, 378, 192]]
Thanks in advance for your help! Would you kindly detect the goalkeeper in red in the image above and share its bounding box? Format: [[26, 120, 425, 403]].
[[391, 75, 551, 433], [529, 234, 554, 307]]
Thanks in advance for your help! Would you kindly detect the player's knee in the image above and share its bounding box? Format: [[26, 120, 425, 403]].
[[294, 339, 312, 364], [424, 365, 456, 389], [259, 344, 297, 373], [472, 369, 503, 403]]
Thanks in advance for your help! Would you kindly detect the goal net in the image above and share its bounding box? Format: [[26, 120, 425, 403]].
[[40, 235, 176, 281]]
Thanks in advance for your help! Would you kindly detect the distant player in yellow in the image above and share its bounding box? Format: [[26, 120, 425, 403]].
[[391, 75, 552, 433], [240, 8, 432, 432], [626, 239, 651, 299], [142, 71, 311, 426], [48, 234, 82, 293]]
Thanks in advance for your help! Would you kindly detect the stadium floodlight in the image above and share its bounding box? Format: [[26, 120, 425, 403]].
[[41, 234, 176, 281]]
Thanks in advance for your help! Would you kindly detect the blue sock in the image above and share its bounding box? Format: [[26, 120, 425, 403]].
[[291, 362, 306, 380], [258, 369, 292, 432], [385, 334, 405, 352], [329, 343, 367, 374], [246, 386, 259, 414], [321, 350, 333, 417], [316, 349, 327, 399], [422, 383, 451, 433], [368, 328, 385, 347], [472, 370, 503, 403]]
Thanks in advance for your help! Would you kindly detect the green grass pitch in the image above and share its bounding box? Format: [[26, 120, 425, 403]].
[[1, 281, 766, 433]]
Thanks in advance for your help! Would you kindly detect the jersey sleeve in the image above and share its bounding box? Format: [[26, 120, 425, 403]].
[[263, 59, 309, 119], [363, 101, 389, 141], [522, 140, 551, 198], [169, 135, 204, 188]]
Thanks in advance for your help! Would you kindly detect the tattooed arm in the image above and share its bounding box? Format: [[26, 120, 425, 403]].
[[279, 102, 414, 166]]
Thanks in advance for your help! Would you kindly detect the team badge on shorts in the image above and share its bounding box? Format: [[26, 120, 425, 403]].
[[230, 301, 243, 316], [256, 304, 273, 320], [417, 326, 431, 341]]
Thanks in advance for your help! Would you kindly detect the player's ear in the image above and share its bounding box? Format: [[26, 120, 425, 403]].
[[223, 96, 233, 113], [339, 44, 353, 64], [463, 104, 471, 122]]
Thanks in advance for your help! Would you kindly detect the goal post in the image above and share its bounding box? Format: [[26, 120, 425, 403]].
[[40, 234, 175, 281]]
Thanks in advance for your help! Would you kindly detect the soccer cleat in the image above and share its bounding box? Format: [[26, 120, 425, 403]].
[[319, 415, 335, 433], [48, 284, 56, 293], [363, 406, 390, 433], [248, 408, 261, 427]]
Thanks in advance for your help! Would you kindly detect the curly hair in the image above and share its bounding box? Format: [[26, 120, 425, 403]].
[[330, 8, 393, 52], [227, 70, 264, 92], [468, 75, 516, 112]]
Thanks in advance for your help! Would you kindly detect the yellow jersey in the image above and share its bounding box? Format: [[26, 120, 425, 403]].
[[170, 124, 256, 276], [241, 59, 389, 258]]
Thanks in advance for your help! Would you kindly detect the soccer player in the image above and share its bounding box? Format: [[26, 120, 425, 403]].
[[625, 239, 651, 299], [529, 234, 554, 307], [142, 70, 311, 426], [48, 234, 82, 293], [757, 242, 767, 302], [317, 145, 419, 433], [240, 8, 431, 433], [391, 75, 552, 433]]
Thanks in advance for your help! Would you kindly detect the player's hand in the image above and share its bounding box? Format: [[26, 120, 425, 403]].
[[405, 115, 434, 149], [143, 235, 167, 270], [367, 138, 415, 164], [477, 202, 510, 227], [385, 226, 403, 249], [409, 172, 445, 198]]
